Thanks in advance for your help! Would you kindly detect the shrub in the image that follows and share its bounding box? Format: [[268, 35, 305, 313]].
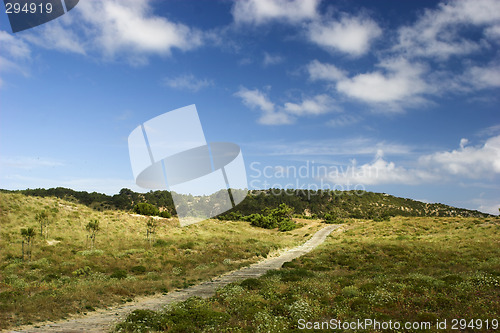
[[278, 219, 297, 231], [72, 266, 91, 277], [131, 265, 147, 274], [153, 239, 169, 247], [159, 211, 171, 218], [240, 278, 263, 290], [133, 203, 160, 216], [110, 269, 128, 279]]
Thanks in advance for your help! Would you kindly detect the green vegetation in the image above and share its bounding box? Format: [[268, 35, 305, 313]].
[[20, 227, 36, 261], [243, 203, 299, 231], [146, 218, 158, 245], [85, 219, 100, 249], [0, 192, 319, 330], [116, 217, 500, 332], [2, 187, 489, 221]]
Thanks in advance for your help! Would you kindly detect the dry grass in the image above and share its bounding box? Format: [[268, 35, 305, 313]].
[[116, 216, 500, 332], [0, 192, 322, 330]]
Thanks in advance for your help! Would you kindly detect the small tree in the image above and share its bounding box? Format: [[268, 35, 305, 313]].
[[133, 203, 160, 216], [36, 211, 50, 239], [146, 218, 157, 245], [21, 227, 36, 261], [86, 219, 100, 250]]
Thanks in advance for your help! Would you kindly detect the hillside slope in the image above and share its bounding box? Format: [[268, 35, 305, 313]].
[[2, 188, 490, 219], [0, 192, 319, 330]]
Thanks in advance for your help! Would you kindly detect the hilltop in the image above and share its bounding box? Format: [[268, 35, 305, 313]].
[[1, 187, 490, 219]]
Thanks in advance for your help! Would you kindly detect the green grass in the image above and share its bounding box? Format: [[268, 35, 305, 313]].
[[115, 217, 500, 332], [0, 192, 322, 330]]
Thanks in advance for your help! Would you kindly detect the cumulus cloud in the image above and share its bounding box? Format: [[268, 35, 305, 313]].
[[394, 0, 500, 59], [283, 94, 336, 115], [419, 135, 500, 178], [337, 59, 428, 106], [326, 135, 500, 186], [309, 58, 429, 108], [162, 74, 213, 92], [232, 0, 319, 25], [307, 60, 346, 81], [234, 87, 275, 113], [464, 63, 500, 89], [307, 15, 382, 56], [21, 0, 203, 64], [234, 87, 292, 125], [235, 87, 338, 124], [327, 152, 436, 185]]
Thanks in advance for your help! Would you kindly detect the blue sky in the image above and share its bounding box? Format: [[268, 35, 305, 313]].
[[0, 0, 499, 214]]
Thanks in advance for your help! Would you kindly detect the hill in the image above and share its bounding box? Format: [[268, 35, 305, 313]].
[[1, 187, 490, 219], [0, 191, 320, 330]]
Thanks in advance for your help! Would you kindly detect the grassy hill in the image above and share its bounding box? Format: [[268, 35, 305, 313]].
[[0, 189, 496, 331], [0, 192, 321, 330], [3, 187, 491, 219], [116, 216, 500, 332]]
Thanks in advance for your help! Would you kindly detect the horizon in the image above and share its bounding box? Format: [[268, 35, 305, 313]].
[[1, 0, 499, 215], [1, 186, 492, 216]]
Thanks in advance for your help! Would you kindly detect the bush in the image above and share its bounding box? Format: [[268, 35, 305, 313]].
[[159, 211, 171, 218], [247, 214, 278, 229], [153, 239, 170, 247], [217, 211, 242, 221], [110, 269, 128, 279], [131, 265, 147, 274], [133, 203, 160, 216], [240, 278, 263, 290], [72, 266, 91, 277], [278, 219, 297, 231], [246, 204, 295, 230]]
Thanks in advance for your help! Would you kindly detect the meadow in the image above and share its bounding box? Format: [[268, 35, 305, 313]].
[[0, 192, 321, 330], [116, 216, 500, 332]]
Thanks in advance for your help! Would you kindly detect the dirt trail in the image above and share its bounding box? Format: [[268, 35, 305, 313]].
[[7, 224, 340, 333]]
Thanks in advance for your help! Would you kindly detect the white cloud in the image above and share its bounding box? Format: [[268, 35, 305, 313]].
[[253, 137, 414, 157], [394, 0, 500, 59], [234, 87, 275, 113], [162, 74, 213, 92], [0, 31, 31, 58], [325, 135, 500, 186], [465, 64, 500, 89], [22, 17, 86, 55], [326, 114, 361, 127], [234, 87, 292, 125], [232, 0, 319, 25], [258, 112, 294, 125], [309, 58, 429, 108], [470, 197, 500, 215], [283, 94, 336, 115], [0, 156, 64, 170], [307, 15, 382, 56], [22, 0, 203, 64], [327, 152, 436, 185], [263, 52, 283, 66], [0, 31, 31, 87], [307, 60, 346, 81], [337, 58, 429, 105], [235, 88, 339, 124], [419, 135, 500, 178]]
